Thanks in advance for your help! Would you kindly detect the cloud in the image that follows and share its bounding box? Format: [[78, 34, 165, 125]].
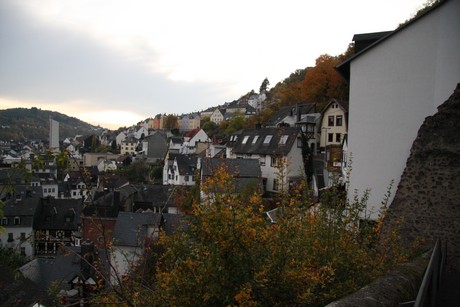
[[0, 1, 230, 122]]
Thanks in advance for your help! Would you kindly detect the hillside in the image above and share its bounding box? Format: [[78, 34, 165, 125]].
[[0, 107, 103, 142]]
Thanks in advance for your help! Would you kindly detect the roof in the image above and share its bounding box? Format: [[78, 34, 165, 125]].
[[320, 99, 349, 114], [202, 158, 261, 178], [34, 198, 82, 230], [112, 211, 162, 247], [175, 154, 198, 176], [336, 0, 447, 80], [265, 104, 316, 126], [228, 127, 301, 156], [19, 246, 82, 290], [201, 158, 262, 193]]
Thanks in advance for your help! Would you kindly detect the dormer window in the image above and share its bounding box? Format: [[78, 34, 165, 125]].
[[1, 217, 7, 226], [14, 216, 21, 225], [263, 135, 273, 144]]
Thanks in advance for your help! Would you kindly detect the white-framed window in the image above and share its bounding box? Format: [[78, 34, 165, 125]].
[[14, 216, 20, 225], [242, 136, 250, 144], [1, 217, 8, 226], [264, 135, 272, 144], [252, 136, 259, 144], [260, 155, 266, 166]]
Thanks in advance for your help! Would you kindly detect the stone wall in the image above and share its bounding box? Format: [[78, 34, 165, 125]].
[[384, 83, 460, 269]]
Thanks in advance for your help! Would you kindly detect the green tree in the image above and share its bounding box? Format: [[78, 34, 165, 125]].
[[259, 77, 270, 94]]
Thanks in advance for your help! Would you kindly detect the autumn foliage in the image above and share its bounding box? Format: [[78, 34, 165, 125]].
[[93, 162, 418, 306]]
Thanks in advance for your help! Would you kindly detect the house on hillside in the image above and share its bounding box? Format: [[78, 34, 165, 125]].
[[142, 131, 169, 165], [182, 128, 211, 154], [336, 0, 460, 216], [165, 154, 199, 186], [120, 137, 138, 155], [210, 108, 226, 124], [226, 127, 306, 193], [0, 197, 39, 257], [33, 198, 82, 256], [319, 99, 348, 149], [110, 211, 162, 285]]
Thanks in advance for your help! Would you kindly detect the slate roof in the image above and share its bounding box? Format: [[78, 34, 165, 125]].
[[2, 197, 40, 227], [201, 158, 262, 193], [175, 154, 198, 176], [131, 184, 176, 211], [34, 198, 82, 230], [112, 211, 162, 247], [228, 127, 301, 156], [19, 246, 82, 290], [265, 103, 316, 127]]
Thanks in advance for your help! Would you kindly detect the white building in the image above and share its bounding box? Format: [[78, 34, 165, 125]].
[[336, 0, 460, 217]]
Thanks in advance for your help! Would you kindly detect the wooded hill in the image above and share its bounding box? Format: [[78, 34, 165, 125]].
[[0, 107, 102, 142]]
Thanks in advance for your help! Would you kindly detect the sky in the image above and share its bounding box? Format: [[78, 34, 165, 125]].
[[0, 0, 427, 130]]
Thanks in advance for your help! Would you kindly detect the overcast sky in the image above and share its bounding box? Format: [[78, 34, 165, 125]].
[[0, 0, 427, 129]]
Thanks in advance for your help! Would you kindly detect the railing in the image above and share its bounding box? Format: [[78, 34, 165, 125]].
[[400, 239, 445, 307]]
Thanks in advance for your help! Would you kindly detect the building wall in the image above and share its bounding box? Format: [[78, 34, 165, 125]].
[[347, 0, 460, 216], [320, 104, 347, 147], [0, 226, 34, 257]]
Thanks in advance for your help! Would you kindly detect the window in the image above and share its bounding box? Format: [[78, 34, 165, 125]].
[[263, 135, 273, 144], [328, 133, 334, 143], [1, 217, 7, 226], [20, 247, 26, 256], [336, 115, 343, 126], [273, 179, 279, 191], [336, 133, 341, 143], [279, 135, 288, 145], [7, 233, 13, 242], [242, 136, 250, 144], [14, 216, 20, 225], [271, 156, 279, 167], [252, 136, 259, 144], [260, 155, 266, 166], [20, 233, 26, 241], [328, 116, 334, 126], [185, 175, 189, 182]]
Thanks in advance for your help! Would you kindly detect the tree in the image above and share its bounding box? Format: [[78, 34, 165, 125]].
[[163, 114, 178, 130], [300, 54, 348, 106], [147, 165, 416, 306], [259, 77, 270, 94]]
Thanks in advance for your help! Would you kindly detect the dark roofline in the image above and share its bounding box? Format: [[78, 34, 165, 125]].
[[336, 0, 447, 81]]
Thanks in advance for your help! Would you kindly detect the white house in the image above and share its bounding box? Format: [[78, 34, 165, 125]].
[[210, 108, 225, 124], [110, 211, 161, 285], [336, 0, 460, 217], [226, 127, 305, 193], [0, 198, 39, 258], [319, 99, 348, 149]]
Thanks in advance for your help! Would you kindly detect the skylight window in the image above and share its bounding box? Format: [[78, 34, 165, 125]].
[[252, 136, 259, 144], [264, 135, 273, 144], [242, 136, 250, 144], [279, 135, 289, 145]]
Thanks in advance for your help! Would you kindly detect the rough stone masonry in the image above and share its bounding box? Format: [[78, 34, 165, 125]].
[[385, 83, 460, 270]]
